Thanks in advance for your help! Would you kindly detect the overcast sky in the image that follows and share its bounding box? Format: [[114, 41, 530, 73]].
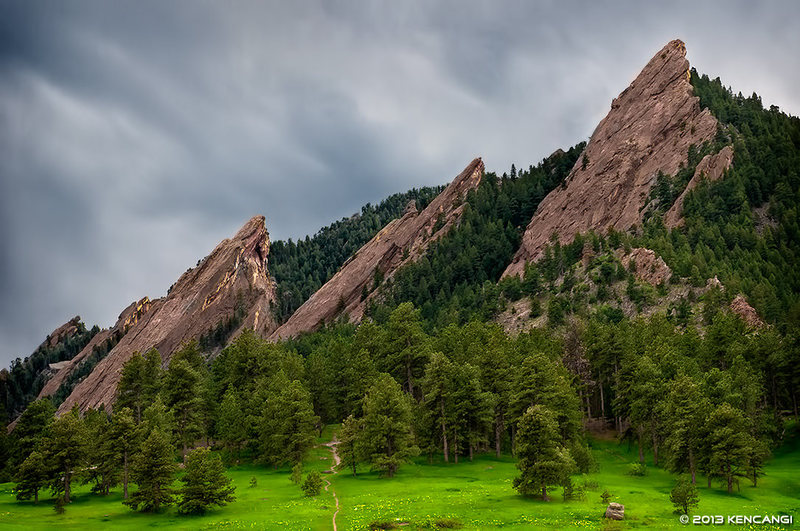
[[1, 1, 798, 367]]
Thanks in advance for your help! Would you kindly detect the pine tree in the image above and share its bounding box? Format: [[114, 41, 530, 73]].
[[124, 429, 177, 512], [15, 450, 49, 503], [117, 349, 162, 423], [12, 398, 54, 467], [301, 470, 323, 496], [706, 403, 755, 493], [384, 303, 430, 397], [259, 379, 317, 467], [216, 388, 247, 459], [163, 358, 204, 463], [40, 408, 87, 504], [670, 476, 700, 515], [108, 407, 139, 499], [177, 448, 235, 515], [513, 405, 575, 501], [361, 374, 418, 477], [337, 414, 363, 476]]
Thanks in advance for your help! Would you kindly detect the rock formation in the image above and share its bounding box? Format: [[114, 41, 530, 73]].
[[605, 502, 625, 520], [38, 297, 152, 399], [42, 316, 81, 349], [504, 39, 718, 278], [619, 247, 672, 285], [272, 158, 484, 340], [58, 216, 277, 414], [730, 294, 766, 328], [664, 145, 734, 227]]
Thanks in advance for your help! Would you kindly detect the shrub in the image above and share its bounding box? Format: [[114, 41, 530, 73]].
[[626, 463, 648, 476], [301, 471, 323, 497]]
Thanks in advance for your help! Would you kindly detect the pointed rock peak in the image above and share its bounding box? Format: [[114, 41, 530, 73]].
[[403, 200, 418, 216], [503, 40, 718, 278], [234, 215, 268, 241]]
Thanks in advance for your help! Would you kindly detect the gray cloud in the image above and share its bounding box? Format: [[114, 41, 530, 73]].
[[1, 0, 799, 366]]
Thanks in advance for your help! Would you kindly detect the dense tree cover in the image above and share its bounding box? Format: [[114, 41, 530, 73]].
[[177, 448, 236, 514], [1, 321, 98, 422], [635, 69, 800, 328], [270, 186, 443, 322], [366, 144, 585, 327]]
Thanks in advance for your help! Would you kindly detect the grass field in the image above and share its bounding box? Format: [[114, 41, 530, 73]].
[[1, 425, 798, 530]]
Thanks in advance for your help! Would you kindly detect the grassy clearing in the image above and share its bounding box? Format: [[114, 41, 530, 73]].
[[1, 427, 798, 530]]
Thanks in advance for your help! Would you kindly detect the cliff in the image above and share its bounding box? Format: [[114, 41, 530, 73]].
[[504, 39, 718, 277]]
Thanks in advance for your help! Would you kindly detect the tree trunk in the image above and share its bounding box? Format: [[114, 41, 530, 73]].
[[689, 449, 696, 484], [652, 432, 659, 466], [453, 431, 459, 464], [123, 451, 129, 499], [600, 379, 606, 419], [34, 489, 38, 504], [542, 485, 549, 501], [441, 399, 449, 463], [64, 470, 71, 503], [495, 412, 504, 458], [727, 464, 733, 494], [406, 363, 414, 397], [183, 440, 187, 464], [638, 430, 644, 463], [707, 475, 712, 488], [469, 443, 474, 461]]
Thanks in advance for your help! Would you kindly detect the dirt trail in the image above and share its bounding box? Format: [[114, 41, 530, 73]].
[[322, 437, 341, 531]]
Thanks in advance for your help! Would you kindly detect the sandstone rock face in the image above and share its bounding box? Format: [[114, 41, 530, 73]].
[[620, 248, 672, 285], [43, 316, 81, 349], [38, 297, 152, 399], [272, 158, 484, 340], [605, 502, 625, 520], [504, 40, 718, 278], [730, 294, 766, 328], [664, 145, 734, 227], [58, 216, 277, 414]]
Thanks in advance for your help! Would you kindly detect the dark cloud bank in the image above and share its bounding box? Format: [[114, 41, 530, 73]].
[[1, 0, 798, 366]]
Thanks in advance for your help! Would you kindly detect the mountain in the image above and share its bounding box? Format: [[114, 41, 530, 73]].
[[272, 158, 484, 339], [504, 39, 720, 277], [56, 216, 277, 414]]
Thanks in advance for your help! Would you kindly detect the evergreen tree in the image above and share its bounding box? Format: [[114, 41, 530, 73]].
[[117, 349, 162, 423], [338, 414, 363, 476], [11, 398, 54, 467], [259, 379, 318, 467], [383, 303, 430, 397], [664, 374, 709, 484], [216, 388, 247, 459], [513, 405, 575, 501], [301, 470, 323, 496], [361, 374, 417, 477], [163, 358, 204, 463], [108, 407, 138, 499], [40, 408, 87, 504], [706, 403, 755, 493], [15, 450, 49, 503], [670, 476, 700, 515], [177, 448, 235, 515], [124, 429, 177, 512]]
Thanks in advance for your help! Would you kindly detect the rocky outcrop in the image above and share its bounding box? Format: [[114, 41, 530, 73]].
[[42, 316, 81, 349], [504, 40, 718, 278], [619, 248, 672, 285], [605, 502, 625, 520], [664, 145, 734, 227], [58, 216, 277, 414], [730, 294, 766, 328], [272, 158, 484, 340], [38, 297, 152, 399]]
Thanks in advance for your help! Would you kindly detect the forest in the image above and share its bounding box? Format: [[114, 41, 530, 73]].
[[1, 67, 799, 529]]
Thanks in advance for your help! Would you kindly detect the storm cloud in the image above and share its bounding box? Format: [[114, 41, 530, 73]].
[[1, 1, 798, 366]]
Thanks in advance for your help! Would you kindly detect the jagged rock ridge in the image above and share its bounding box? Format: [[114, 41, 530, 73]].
[[504, 39, 719, 277], [664, 145, 734, 227], [38, 297, 152, 399], [272, 158, 484, 340], [58, 216, 277, 414]]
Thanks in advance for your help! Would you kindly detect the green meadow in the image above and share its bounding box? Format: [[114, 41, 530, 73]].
[[1, 426, 798, 530]]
